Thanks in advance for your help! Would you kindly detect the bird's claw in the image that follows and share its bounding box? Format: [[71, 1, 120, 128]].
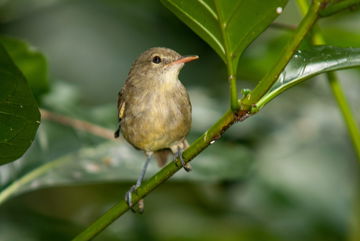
[[181, 160, 192, 172], [125, 185, 143, 213], [175, 150, 192, 172], [125, 185, 145, 213], [125, 185, 135, 210]]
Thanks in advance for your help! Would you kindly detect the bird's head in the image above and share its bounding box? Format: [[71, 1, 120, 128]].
[[128, 47, 198, 83]]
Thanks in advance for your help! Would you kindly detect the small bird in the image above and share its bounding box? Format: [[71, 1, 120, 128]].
[[115, 47, 198, 211]]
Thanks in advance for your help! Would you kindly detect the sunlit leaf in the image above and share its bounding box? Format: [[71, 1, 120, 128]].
[[0, 36, 49, 99], [257, 45, 360, 109], [161, 0, 288, 69], [0, 43, 40, 165]]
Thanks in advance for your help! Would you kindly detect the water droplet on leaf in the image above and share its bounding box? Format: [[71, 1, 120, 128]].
[[278, 72, 286, 84]]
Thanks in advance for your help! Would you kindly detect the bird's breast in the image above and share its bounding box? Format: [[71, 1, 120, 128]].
[[121, 81, 191, 152]]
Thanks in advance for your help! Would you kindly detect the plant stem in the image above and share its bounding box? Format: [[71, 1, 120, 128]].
[[327, 72, 360, 159], [296, 0, 360, 160], [40, 109, 114, 140], [270, 22, 297, 31], [241, 0, 323, 110], [227, 60, 239, 111]]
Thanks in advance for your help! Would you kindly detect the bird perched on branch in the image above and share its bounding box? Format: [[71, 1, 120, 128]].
[[115, 47, 198, 211]]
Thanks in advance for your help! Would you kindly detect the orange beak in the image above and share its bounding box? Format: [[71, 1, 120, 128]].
[[168, 55, 199, 66]]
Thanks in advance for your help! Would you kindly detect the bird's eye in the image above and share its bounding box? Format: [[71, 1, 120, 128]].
[[152, 56, 161, 64]]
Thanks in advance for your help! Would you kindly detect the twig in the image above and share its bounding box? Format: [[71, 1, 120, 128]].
[[40, 109, 114, 140], [270, 22, 297, 31], [71, 107, 249, 241]]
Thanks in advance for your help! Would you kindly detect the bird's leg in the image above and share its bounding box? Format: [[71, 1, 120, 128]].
[[175, 146, 192, 172], [125, 153, 152, 213]]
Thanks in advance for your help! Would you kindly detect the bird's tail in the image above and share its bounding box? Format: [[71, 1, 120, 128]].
[[153, 149, 171, 167], [114, 127, 120, 138]]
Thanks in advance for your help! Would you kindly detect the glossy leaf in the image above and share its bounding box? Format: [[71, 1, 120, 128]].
[[0, 36, 49, 99], [0, 43, 40, 165], [256, 46, 360, 109], [160, 0, 288, 69]]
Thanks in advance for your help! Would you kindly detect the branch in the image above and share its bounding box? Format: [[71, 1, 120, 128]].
[[240, 0, 323, 110], [270, 22, 297, 31], [40, 109, 114, 140], [71, 107, 249, 241]]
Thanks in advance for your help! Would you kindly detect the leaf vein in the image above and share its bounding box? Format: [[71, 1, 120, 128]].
[[225, 0, 243, 27], [172, 2, 225, 55], [197, 0, 218, 20]]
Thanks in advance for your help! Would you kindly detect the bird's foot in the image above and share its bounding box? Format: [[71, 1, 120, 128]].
[[174, 149, 192, 172], [125, 185, 144, 213], [125, 185, 136, 211]]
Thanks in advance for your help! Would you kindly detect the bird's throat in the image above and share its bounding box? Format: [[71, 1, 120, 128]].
[[158, 65, 182, 89]]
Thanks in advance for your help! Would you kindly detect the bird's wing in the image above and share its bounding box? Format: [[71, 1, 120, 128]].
[[114, 88, 125, 138], [117, 88, 126, 121]]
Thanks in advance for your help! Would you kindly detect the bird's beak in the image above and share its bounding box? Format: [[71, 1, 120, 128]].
[[168, 55, 199, 66]]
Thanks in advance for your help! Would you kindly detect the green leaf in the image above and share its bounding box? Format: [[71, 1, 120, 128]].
[[160, 0, 288, 69], [256, 45, 360, 109], [0, 36, 49, 99], [0, 43, 40, 165]]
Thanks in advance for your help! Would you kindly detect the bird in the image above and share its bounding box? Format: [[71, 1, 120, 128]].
[[114, 47, 198, 211]]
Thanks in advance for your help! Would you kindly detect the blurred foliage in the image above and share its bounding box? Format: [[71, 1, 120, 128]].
[[0, 35, 49, 99], [0, 0, 360, 241]]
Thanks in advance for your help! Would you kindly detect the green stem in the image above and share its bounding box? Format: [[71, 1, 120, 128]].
[[319, 0, 360, 17], [227, 60, 239, 111], [327, 72, 360, 159], [241, 0, 323, 110], [72, 108, 247, 241], [296, 0, 360, 159]]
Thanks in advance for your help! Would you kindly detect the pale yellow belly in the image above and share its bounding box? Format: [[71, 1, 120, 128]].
[[121, 98, 191, 152]]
